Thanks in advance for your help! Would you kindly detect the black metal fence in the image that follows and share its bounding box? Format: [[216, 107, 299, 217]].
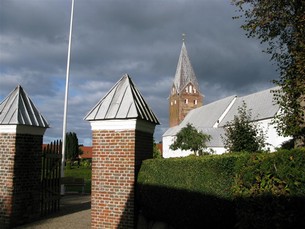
[[41, 140, 62, 216]]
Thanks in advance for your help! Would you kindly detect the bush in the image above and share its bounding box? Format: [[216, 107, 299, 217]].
[[232, 149, 305, 229], [137, 149, 305, 229], [80, 158, 92, 168], [137, 155, 239, 228], [222, 101, 266, 152]]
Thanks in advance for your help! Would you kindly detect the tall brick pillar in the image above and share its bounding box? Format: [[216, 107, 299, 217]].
[[0, 85, 49, 228], [85, 74, 159, 229]]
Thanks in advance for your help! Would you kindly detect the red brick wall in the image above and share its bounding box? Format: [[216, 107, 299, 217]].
[[0, 133, 42, 228], [0, 133, 15, 228], [91, 128, 153, 229]]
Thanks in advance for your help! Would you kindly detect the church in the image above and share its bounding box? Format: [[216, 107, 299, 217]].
[[162, 40, 290, 158]]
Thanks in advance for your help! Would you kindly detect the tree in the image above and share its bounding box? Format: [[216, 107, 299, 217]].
[[170, 123, 211, 156], [65, 132, 82, 165], [153, 142, 162, 159], [232, 0, 305, 147], [222, 101, 266, 152]]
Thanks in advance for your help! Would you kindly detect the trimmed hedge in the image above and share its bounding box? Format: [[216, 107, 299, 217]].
[[233, 149, 305, 229], [137, 149, 305, 229]]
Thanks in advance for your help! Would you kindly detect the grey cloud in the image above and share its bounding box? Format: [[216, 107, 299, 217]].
[[0, 0, 278, 143]]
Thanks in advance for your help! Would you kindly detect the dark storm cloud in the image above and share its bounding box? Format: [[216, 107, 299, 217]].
[[0, 0, 279, 143]]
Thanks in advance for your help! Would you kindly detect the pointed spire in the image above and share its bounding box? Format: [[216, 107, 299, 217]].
[[182, 33, 186, 42], [173, 38, 200, 94], [0, 85, 49, 127], [84, 74, 160, 124]]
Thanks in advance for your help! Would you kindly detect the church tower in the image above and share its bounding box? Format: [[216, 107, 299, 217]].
[[169, 37, 203, 127]]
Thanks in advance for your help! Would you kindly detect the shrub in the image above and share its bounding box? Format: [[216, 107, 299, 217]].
[[222, 101, 266, 152], [137, 149, 305, 229], [170, 123, 211, 156], [232, 149, 305, 229], [137, 154, 239, 228]]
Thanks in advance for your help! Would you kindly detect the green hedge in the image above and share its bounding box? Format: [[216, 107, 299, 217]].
[[137, 149, 305, 229], [233, 149, 305, 229]]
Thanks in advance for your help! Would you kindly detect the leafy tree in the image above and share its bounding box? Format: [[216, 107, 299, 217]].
[[153, 142, 162, 159], [65, 132, 82, 165], [232, 0, 305, 147], [170, 123, 211, 156], [222, 101, 266, 152]]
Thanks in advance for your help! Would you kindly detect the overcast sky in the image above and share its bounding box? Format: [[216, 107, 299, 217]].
[[0, 0, 278, 145]]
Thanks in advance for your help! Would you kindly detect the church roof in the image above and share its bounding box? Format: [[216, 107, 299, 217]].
[[84, 74, 160, 124], [219, 87, 279, 126], [163, 95, 236, 136], [0, 85, 49, 127], [173, 42, 200, 93]]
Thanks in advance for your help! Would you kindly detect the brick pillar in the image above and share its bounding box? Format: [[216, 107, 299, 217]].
[[0, 125, 46, 228], [89, 119, 155, 229]]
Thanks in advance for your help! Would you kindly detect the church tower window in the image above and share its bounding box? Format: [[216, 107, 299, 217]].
[[189, 85, 192, 93], [185, 99, 188, 104]]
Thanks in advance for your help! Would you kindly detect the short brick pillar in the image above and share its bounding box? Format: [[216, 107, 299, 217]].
[[85, 74, 159, 228], [0, 126, 47, 228], [0, 85, 49, 228], [89, 120, 156, 228]]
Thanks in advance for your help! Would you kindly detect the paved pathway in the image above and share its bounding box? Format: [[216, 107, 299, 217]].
[[15, 194, 91, 229]]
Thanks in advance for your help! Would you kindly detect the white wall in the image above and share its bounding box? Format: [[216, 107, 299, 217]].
[[258, 119, 291, 152], [162, 136, 227, 158], [163, 118, 291, 158], [162, 136, 193, 158], [209, 147, 226, 155]]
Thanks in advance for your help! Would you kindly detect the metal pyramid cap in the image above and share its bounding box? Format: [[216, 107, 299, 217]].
[[0, 85, 49, 127], [84, 74, 160, 124]]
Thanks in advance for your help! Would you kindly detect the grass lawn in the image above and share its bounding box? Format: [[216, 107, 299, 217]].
[[64, 165, 92, 194]]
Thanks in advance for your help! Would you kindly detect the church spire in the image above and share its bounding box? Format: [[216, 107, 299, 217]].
[[173, 36, 200, 94], [169, 37, 203, 127]]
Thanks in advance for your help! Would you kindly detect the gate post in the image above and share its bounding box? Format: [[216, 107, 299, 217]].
[[0, 86, 49, 228], [85, 74, 159, 228]]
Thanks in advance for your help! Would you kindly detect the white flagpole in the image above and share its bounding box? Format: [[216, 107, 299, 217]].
[[61, 0, 75, 195]]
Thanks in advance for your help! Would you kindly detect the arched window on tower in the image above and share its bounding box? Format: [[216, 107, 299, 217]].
[[185, 87, 188, 93], [185, 99, 188, 104], [189, 85, 192, 93], [194, 88, 196, 93], [194, 99, 197, 105], [172, 87, 175, 95]]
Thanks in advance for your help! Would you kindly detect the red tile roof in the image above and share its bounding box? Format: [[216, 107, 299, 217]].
[[79, 146, 92, 159]]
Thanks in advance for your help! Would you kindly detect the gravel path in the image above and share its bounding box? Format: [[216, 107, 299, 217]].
[[15, 194, 91, 229]]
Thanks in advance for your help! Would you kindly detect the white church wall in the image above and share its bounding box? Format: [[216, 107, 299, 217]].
[[163, 136, 194, 158], [209, 146, 226, 155], [163, 118, 291, 158], [163, 135, 227, 158], [257, 119, 291, 152]]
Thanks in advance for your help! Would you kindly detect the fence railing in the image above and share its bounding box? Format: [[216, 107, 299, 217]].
[[41, 140, 62, 216]]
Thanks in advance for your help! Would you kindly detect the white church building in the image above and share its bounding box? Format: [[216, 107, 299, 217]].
[[162, 40, 290, 158]]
